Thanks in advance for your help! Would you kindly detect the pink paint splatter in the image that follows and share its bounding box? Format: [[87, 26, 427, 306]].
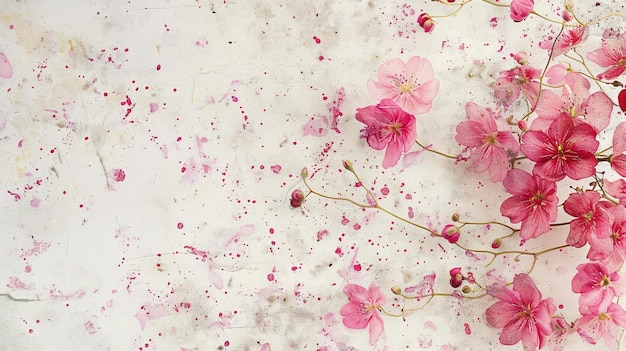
[[6, 276, 34, 290], [313, 36, 321, 44], [135, 303, 170, 330], [464, 322, 472, 335], [113, 169, 126, 182], [30, 197, 40, 208], [84, 320, 98, 334], [49, 289, 86, 301], [316, 229, 329, 241], [149, 102, 159, 112], [270, 164, 281, 174]]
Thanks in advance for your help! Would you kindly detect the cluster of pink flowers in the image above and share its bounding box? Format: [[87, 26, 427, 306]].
[[356, 56, 440, 168], [329, 2, 626, 350]]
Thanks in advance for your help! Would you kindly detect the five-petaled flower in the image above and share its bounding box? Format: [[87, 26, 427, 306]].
[[521, 116, 599, 181], [455, 102, 519, 182], [356, 98, 417, 168], [563, 191, 609, 248], [367, 56, 440, 115], [500, 169, 558, 240], [572, 262, 625, 314], [587, 29, 626, 81], [576, 303, 626, 350], [486, 273, 555, 350], [340, 282, 386, 345]]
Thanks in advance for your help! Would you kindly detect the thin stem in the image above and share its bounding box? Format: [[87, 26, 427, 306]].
[[415, 140, 457, 159]]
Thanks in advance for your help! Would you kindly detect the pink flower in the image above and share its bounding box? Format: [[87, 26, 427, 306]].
[[563, 191, 609, 248], [486, 274, 555, 350], [500, 169, 558, 240], [367, 56, 440, 115], [449, 267, 464, 288], [521, 116, 599, 181], [547, 316, 575, 351], [576, 303, 626, 350], [454, 102, 519, 182], [604, 179, 626, 205], [552, 26, 588, 58], [339, 282, 386, 345], [587, 204, 626, 271], [356, 99, 416, 168], [587, 30, 626, 80], [533, 72, 612, 133], [572, 262, 625, 314], [494, 65, 541, 108], [510, 0, 534, 22], [441, 224, 460, 244]]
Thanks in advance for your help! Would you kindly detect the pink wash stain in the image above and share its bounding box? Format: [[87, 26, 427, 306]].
[[30, 197, 40, 208], [135, 303, 170, 330], [149, 102, 159, 112], [6, 276, 34, 290], [270, 164, 281, 174], [84, 320, 98, 334]]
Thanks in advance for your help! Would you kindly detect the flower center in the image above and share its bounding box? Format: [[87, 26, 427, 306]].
[[482, 132, 498, 146], [600, 276, 611, 288], [530, 192, 546, 207], [392, 74, 418, 95], [619, 58, 626, 66], [387, 122, 403, 135]]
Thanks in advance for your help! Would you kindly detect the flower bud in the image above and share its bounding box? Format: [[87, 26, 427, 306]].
[[390, 286, 402, 295], [491, 237, 502, 249], [561, 10, 573, 22], [451, 213, 460, 222], [517, 120, 527, 131], [449, 267, 464, 288], [461, 286, 471, 294], [513, 51, 528, 65], [342, 159, 354, 172], [417, 13, 435, 33], [290, 189, 305, 208], [564, 0, 574, 12], [300, 167, 309, 178], [442, 224, 460, 244]]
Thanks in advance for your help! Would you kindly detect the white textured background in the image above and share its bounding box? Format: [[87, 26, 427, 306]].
[[1, 1, 625, 350]]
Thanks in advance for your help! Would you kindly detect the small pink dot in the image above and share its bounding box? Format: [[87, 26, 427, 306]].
[[267, 273, 274, 281], [269, 228, 274, 234], [28, 329, 33, 334], [224, 341, 230, 347], [25, 265, 31, 273], [156, 64, 161, 71], [177, 222, 184, 229], [318, 56, 324, 61]]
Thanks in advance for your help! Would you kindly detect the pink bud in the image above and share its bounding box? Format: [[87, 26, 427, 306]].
[[561, 10, 573, 22], [442, 224, 460, 244], [491, 238, 502, 249], [290, 189, 305, 208], [513, 51, 528, 65], [449, 267, 464, 288], [417, 13, 429, 26], [422, 19, 435, 33], [517, 120, 527, 131], [510, 0, 534, 22]]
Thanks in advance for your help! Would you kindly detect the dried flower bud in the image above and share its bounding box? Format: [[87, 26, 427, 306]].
[[342, 159, 354, 172], [290, 189, 305, 208], [561, 10, 573, 22], [491, 238, 502, 249], [390, 286, 402, 295], [300, 167, 309, 178], [451, 213, 460, 222], [449, 267, 464, 288], [612, 81, 624, 87], [461, 286, 472, 294], [417, 13, 435, 33], [442, 224, 460, 244], [564, 0, 574, 12]]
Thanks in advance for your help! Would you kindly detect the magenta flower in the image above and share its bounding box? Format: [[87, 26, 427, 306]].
[[563, 191, 609, 248], [339, 282, 386, 345], [552, 26, 588, 58], [356, 99, 417, 168], [521, 116, 599, 181], [604, 179, 626, 205], [367, 56, 440, 115], [486, 274, 555, 350], [533, 72, 612, 133], [587, 204, 626, 271], [455, 102, 519, 182], [572, 262, 625, 314], [500, 169, 558, 240], [587, 30, 626, 80], [494, 65, 541, 108], [576, 303, 626, 350], [510, 0, 534, 22]]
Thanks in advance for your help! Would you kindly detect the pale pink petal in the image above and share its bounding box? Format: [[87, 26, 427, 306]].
[[613, 122, 626, 154], [368, 282, 386, 306], [611, 155, 626, 177], [405, 56, 435, 82], [502, 168, 533, 197], [382, 139, 403, 168], [587, 47, 616, 67], [598, 66, 626, 80], [513, 272, 542, 307], [545, 63, 567, 86], [581, 91, 613, 132], [343, 284, 370, 302], [340, 302, 369, 329], [368, 312, 384, 344], [0, 53, 12, 79], [455, 120, 486, 147], [486, 301, 521, 328]]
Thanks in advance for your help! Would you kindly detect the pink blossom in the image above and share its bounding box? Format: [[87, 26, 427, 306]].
[[521, 116, 598, 181], [486, 274, 555, 350], [367, 56, 440, 115], [510, 0, 534, 22], [546, 316, 575, 351], [454, 102, 519, 182], [587, 204, 626, 271], [533, 72, 612, 133], [500, 169, 558, 240], [563, 191, 609, 248], [572, 262, 625, 314], [441, 224, 460, 244], [356, 99, 416, 168], [494, 65, 541, 108], [339, 282, 386, 345], [576, 303, 626, 350], [449, 267, 464, 288], [552, 26, 588, 58], [587, 30, 626, 81]]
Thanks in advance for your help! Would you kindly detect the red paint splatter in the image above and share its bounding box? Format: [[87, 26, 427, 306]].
[[353, 264, 361, 271], [267, 273, 274, 281], [464, 323, 471, 335], [156, 64, 161, 70], [381, 187, 389, 195], [177, 222, 184, 229], [313, 36, 321, 44], [271, 164, 281, 174], [113, 169, 126, 182]]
